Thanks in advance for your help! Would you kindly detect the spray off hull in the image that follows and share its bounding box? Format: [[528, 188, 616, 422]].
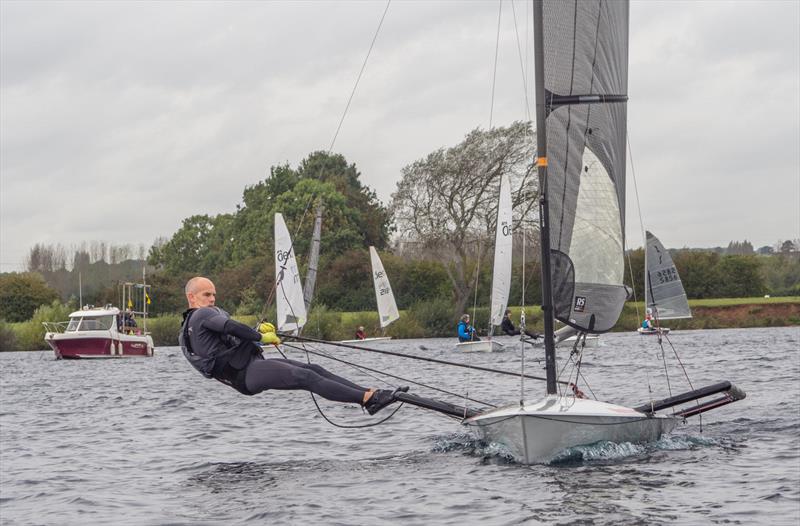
[[464, 396, 678, 464]]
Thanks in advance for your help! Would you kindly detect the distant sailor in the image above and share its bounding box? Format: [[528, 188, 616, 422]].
[[355, 326, 367, 340], [457, 314, 480, 342], [500, 309, 539, 339], [179, 277, 407, 415]]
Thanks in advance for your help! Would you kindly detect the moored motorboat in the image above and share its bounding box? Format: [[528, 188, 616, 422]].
[[44, 305, 154, 359]]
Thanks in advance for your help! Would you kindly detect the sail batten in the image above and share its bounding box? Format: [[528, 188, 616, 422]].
[[540, 0, 629, 334]]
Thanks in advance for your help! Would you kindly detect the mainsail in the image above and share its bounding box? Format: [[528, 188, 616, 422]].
[[540, 0, 630, 334], [274, 213, 307, 332], [369, 246, 399, 328], [490, 174, 513, 327], [645, 231, 691, 320]]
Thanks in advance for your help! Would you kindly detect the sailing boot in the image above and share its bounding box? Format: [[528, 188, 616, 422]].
[[364, 386, 409, 415]]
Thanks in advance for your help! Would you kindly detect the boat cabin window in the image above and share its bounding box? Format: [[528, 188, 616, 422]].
[[66, 315, 115, 331]]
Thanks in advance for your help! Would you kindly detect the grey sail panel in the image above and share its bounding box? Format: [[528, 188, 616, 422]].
[[542, 0, 630, 333], [645, 231, 692, 320]]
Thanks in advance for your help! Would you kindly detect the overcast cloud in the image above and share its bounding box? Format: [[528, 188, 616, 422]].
[[2, 0, 798, 272]]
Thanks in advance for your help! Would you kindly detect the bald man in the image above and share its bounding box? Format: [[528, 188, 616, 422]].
[[179, 277, 406, 415]]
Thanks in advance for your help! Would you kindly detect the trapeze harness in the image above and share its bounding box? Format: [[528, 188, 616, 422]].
[[179, 307, 368, 404]]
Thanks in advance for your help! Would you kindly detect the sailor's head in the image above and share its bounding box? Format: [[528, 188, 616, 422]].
[[358, 326, 365, 331], [504, 309, 511, 317], [461, 314, 470, 322], [185, 277, 216, 308]]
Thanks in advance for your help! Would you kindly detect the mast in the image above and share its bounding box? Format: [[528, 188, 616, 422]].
[[303, 203, 323, 312], [533, 0, 557, 395]]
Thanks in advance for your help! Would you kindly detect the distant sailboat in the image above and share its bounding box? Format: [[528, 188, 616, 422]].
[[638, 231, 692, 335], [457, 173, 512, 352], [340, 246, 399, 344], [275, 213, 307, 333]]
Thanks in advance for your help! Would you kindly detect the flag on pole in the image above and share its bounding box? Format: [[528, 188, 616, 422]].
[[146, 292, 151, 305]]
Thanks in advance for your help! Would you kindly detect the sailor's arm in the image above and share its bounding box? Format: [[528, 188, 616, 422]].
[[201, 311, 261, 341]]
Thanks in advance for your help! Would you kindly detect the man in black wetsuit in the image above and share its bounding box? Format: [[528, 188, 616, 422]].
[[500, 309, 539, 340], [179, 276, 406, 415]]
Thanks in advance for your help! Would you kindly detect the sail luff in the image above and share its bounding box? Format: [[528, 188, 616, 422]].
[[490, 174, 514, 326], [369, 246, 399, 329], [275, 213, 307, 333]]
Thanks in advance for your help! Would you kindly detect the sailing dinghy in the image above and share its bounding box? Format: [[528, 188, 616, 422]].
[[340, 247, 400, 344], [388, 0, 744, 463], [456, 173, 513, 353], [638, 231, 691, 335]]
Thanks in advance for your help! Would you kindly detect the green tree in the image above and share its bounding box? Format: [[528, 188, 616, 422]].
[[0, 273, 60, 322], [716, 255, 764, 297]]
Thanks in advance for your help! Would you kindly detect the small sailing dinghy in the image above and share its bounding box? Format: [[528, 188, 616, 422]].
[[389, 0, 744, 463], [456, 173, 513, 353], [638, 231, 691, 335], [340, 247, 400, 344]]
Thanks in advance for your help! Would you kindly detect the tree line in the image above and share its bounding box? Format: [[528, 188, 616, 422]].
[[1, 122, 799, 324]]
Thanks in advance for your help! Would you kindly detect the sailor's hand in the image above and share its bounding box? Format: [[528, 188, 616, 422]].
[[258, 322, 276, 334], [258, 322, 281, 345], [260, 331, 281, 345]]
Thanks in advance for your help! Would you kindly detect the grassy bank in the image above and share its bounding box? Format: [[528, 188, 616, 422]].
[[2, 297, 798, 351]]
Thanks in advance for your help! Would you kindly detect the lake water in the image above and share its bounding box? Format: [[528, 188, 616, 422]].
[[1, 327, 798, 525]]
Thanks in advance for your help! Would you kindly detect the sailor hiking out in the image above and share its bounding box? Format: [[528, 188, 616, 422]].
[[179, 277, 407, 415]]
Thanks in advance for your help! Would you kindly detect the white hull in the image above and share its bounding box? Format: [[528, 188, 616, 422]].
[[339, 336, 392, 344], [456, 340, 505, 353], [464, 396, 678, 464], [637, 327, 670, 335], [556, 335, 600, 348]]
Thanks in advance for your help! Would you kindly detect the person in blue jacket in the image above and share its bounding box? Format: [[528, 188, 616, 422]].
[[457, 313, 480, 342]]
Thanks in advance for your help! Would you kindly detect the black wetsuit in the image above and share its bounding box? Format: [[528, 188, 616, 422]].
[[180, 307, 367, 404], [500, 315, 538, 339]]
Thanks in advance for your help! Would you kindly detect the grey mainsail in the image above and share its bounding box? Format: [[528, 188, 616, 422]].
[[645, 231, 691, 320], [541, 0, 630, 334]]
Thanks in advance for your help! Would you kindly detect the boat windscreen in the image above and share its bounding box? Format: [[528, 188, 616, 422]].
[[68, 315, 114, 331]]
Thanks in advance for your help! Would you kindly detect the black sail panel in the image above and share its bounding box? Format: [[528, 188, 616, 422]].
[[542, 0, 629, 333]]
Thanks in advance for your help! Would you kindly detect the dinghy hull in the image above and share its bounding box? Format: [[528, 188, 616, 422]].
[[456, 340, 505, 353], [464, 396, 677, 464]]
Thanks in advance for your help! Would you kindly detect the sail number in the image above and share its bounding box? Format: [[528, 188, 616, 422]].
[[277, 249, 291, 263], [501, 222, 512, 237], [379, 287, 391, 296], [655, 267, 679, 284]]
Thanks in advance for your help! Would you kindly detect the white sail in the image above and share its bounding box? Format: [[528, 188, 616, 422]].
[[645, 231, 692, 320], [369, 246, 399, 328], [490, 174, 513, 326], [274, 213, 307, 332]]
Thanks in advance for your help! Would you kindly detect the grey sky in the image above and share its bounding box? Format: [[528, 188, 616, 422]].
[[2, 0, 798, 272]]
